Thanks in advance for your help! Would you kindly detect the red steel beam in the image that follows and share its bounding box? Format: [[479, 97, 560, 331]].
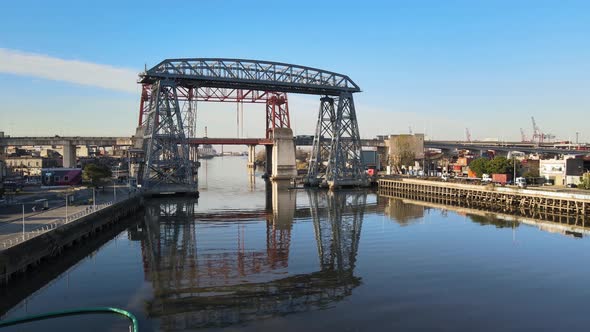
[[187, 138, 273, 145], [138, 84, 292, 138]]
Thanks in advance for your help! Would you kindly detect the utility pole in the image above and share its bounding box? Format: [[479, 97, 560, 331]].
[[513, 156, 517, 183], [22, 204, 25, 240], [576, 132, 579, 145], [93, 187, 96, 211]]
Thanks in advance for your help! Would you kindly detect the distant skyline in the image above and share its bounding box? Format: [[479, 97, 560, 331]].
[[0, 1, 588, 142]]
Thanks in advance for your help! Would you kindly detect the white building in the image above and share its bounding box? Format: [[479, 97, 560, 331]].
[[539, 157, 585, 186]]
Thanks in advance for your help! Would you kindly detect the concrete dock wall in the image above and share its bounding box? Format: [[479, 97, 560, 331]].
[[0, 196, 142, 284], [379, 178, 590, 216]]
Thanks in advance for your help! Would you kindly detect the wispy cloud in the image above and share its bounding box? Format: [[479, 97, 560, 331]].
[[0, 48, 139, 93]]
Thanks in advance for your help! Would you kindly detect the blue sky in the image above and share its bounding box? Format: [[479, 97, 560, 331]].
[[0, 0, 588, 141]]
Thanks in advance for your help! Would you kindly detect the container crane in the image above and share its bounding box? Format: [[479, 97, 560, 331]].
[[531, 116, 555, 144], [465, 128, 472, 142], [531, 116, 542, 144], [520, 128, 529, 142]]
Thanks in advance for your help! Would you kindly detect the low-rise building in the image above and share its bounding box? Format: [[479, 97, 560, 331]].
[[539, 157, 585, 186], [5, 156, 61, 177], [0, 160, 6, 183]]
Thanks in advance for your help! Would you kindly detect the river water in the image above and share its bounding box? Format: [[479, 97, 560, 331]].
[[2, 156, 590, 331]]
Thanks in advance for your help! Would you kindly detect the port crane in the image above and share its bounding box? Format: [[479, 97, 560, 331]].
[[520, 128, 529, 142], [531, 116, 555, 144], [465, 128, 472, 142]]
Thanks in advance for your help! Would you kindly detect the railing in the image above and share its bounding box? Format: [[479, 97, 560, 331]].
[[0, 201, 114, 250]]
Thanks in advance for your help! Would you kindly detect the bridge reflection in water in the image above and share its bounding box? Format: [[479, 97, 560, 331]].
[[136, 188, 367, 329]]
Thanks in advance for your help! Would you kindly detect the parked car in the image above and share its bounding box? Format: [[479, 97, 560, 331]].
[[515, 177, 527, 188], [566, 183, 577, 188]]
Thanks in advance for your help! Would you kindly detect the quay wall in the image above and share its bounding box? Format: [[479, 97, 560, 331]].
[[0, 196, 142, 284], [378, 178, 590, 216], [381, 192, 590, 236]]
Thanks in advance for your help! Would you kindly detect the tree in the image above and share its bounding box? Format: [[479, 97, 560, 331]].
[[581, 172, 590, 190], [83, 163, 112, 187], [255, 149, 266, 164], [390, 137, 416, 169], [488, 156, 513, 174], [295, 148, 309, 161], [469, 157, 489, 177]]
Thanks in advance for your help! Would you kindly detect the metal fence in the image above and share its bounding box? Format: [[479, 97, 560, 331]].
[[0, 201, 114, 250]]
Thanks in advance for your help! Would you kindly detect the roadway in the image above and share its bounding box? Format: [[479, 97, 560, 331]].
[[0, 185, 129, 247]]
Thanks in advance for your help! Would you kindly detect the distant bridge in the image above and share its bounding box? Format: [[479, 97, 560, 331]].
[[425, 141, 589, 156], [0, 136, 134, 168], [0, 136, 132, 147], [4, 136, 586, 155], [0, 135, 378, 148]]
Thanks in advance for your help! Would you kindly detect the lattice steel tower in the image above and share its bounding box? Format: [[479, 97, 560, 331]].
[[307, 92, 367, 188], [142, 80, 197, 194]]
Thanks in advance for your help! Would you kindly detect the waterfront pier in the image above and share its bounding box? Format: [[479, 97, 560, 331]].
[[379, 178, 590, 216]]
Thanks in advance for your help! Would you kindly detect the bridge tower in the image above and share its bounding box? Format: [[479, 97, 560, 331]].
[[141, 80, 197, 194], [307, 93, 367, 188], [265, 93, 290, 139]]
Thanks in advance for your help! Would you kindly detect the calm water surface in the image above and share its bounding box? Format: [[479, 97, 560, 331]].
[[3, 156, 590, 331]]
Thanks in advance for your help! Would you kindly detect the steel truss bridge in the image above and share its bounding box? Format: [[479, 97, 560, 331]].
[[137, 58, 367, 193]]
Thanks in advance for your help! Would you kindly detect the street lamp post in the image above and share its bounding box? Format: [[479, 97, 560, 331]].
[[113, 165, 118, 202], [127, 151, 132, 188], [65, 194, 69, 222], [93, 187, 96, 211]]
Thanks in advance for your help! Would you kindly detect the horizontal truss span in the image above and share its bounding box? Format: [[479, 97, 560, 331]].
[[188, 138, 273, 146], [139, 58, 360, 96]]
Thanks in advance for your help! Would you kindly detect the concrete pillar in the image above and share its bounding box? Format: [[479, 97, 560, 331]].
[[271, 180, 296, 227], [271, 128, 297, 180], [133, 126, 145, 149], [248, 168, 256, 191], [265, 145, 273, 176], [265, 180, 272, 211], [247, 145, 256, 168], [63, 143, 76, 168]]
